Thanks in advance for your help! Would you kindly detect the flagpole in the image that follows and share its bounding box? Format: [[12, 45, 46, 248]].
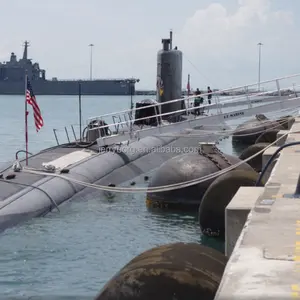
[[25, 73, 28, 166]]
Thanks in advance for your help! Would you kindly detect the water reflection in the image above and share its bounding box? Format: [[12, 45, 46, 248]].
[[146, 207, 198, 227]]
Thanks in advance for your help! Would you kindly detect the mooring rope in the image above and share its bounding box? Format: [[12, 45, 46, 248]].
[[18, 127, 298, 193]]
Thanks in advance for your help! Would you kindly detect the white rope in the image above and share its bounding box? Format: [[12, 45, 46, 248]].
[[20, 126, 299, 193]]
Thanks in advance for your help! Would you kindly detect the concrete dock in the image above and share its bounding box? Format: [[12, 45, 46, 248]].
[[215, 117, 300, 299]]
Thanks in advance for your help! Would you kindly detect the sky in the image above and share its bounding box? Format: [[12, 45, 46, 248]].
[[0, 0, 299, 90]]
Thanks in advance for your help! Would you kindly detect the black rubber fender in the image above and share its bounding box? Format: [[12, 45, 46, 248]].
[[276, 115, 295, 130], [95, 242, 228, 300], [199, 169, 260, 239], [255, 130, 279, 144], [239, 143, 270, 172], [146, 152, 253, 211], [232, 115, 284, 145]]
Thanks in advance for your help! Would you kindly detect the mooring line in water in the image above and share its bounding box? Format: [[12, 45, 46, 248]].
[[18, 129, 298, 194]]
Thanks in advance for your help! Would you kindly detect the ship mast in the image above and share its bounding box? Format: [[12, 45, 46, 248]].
[[23, 41, 29, 60]]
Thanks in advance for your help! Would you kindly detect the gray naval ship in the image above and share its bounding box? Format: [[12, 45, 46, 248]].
[[0, 31, 299, 231], [0, 41, 137, 95]]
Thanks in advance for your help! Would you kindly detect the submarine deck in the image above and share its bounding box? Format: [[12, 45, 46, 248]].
[[0, 143, 99, 202], [0, 124, 228, 232], [0, 129, 209, 203]]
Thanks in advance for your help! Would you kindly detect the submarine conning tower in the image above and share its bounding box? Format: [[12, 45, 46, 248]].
[[156, 30, 183, 122]]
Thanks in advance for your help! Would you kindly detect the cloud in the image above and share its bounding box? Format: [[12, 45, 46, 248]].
[[179, 0, 293, 55], [0, 0, 297, 90], [176, 0, 295, 87]]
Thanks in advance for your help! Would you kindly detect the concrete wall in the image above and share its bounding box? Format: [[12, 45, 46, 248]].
[[215, 117, 300, 299]]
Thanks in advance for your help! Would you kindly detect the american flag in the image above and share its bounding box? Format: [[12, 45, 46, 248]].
[[187, 74, 190, 92], [187, 81, 190, 91], [26, 78, 44, 132]]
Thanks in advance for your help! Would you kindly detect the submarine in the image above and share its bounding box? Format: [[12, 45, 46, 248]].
[[0, 31, 226, 231], [0, 31, 299, 232]]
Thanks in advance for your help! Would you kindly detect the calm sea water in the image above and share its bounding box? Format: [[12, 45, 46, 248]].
[[0, 94, 282, 298]]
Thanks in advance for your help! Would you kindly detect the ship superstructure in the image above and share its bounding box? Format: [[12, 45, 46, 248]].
[[0, 41, 138, 95]]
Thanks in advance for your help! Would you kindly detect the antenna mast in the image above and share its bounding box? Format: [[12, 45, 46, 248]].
[[23, 41, 30, 60]]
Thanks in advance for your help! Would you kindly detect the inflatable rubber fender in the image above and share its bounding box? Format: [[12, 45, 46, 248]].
[[232, 116, 284, 145], [276, 115, 295, 130], [239, 143, 270, 172], [199, 169, 260, 239], [146, 151, 253, 211], [95, 242, 227, 300], [255, 130, 279, 144]]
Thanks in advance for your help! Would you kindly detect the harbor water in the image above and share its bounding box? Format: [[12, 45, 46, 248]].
[[0, 94, 279, 298]]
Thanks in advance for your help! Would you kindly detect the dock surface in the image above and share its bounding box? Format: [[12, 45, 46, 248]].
[[216, 118, 300, 299]]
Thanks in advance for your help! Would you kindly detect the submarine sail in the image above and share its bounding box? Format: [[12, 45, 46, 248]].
[[156, 30, 183, 122]]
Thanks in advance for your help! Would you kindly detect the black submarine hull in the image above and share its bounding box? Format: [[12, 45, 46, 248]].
[[0, 130, 222, 232]]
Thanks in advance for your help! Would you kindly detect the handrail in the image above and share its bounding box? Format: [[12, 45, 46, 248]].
[[87, 73, 300, 123], [86, 87, 291, 127], [87, 83, 300, 133], [54, 75, 300, 145], [207, 73, 300, 95], [185, 86, 291, 106], [61, 85, 297, 134]]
